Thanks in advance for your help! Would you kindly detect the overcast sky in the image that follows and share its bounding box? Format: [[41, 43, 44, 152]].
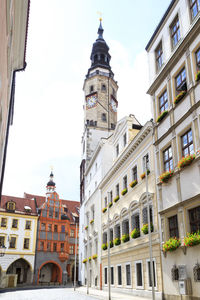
[[3, 0, 172, 201]]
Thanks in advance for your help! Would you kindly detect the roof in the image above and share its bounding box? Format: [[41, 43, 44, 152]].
[[145, 0, 176, 51], [0, 195, 37, 216]]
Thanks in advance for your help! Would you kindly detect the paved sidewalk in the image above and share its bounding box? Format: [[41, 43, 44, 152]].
[[76, 286, 150, 300]]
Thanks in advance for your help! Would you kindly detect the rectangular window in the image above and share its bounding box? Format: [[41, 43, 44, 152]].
[[116, 184, 119, 196], [54, 225, 58, 232], [142, 206, 153, 225], [126, 264, 131, 286], [189, 206, 200, 233], [159, 90, 168, 113], [169, 215, 179, 238], [25, 220, 31, 230], [147, 260, 156, 287], [24, 238, 30, 249], [170, 16, 180, 48], [104, 197, 107, 207], [143, 154, 150, 172], [163, 146, 173, 171], [9, 237, 16, 248], [104, 267, 108, 285], [131, 213, 140, 230], [132, 166, 137, 181], [49, 208, 53, 218], [196, 47, 200, 69], [53, 243, 57, 251], [40, 241, 44, 250], [155, 42, 163, 71], [70, 245, 74, 254], [175, 67, 186, 94], [1, 218, 7, 227], [61, 225, 65, 233], [123, 175, 127, 189], [111, 266, 114, 285], [117, 265, 122, 285], [47, 242, 51, 251], [136, 262, 143, 287], [116, 144, 119, 157], [0, 236, 5, 247], [70, 229, 75, 237], [12, 219, 18, 229], [55, 211, 59, 218], [123, 133, 127, 147], [181, 129, 194, 157], [190, 0, 200, 20], [61, 243, 64, 252], [41, 223, 46, 231], [110, 191, 113, 203]]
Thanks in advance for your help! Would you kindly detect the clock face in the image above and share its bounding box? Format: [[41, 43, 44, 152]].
[[86, 94, 97, 109], [110, 98, 117, 112]]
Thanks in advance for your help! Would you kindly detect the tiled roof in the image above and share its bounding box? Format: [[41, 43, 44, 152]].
[[0, 195, 37, 216]]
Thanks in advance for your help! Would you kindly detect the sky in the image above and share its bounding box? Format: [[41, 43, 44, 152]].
[[3, 0, 172, 201]]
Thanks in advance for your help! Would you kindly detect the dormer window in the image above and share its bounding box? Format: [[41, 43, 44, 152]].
[[6, 201, 15, 212]]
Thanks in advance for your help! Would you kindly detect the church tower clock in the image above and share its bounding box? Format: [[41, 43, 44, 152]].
[[80, 19, 118, 204]]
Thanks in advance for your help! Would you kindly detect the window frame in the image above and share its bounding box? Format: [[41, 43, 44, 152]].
[[159, 90, 168, 113], [116, 183, 119, 197], [155, 41, 163, 71], [123, 133, 127, 147], [125, 263, 132, 287], [104, 267, 108, 285], [196, 47, 200, 70], [190, 0, 200, 20], [135, 260, 144, 289], [117, 264, 122, 286], [116, 144, 119, 157], [123, 175, 127, 189], [163, 146, 173, 172], [132, 165, 137, 181], [143, 153, 150, 172], [25, 220, 31, 230], [23, 238, 30, 250], [111, 266, 114, 286], [181, 128, 194, 157], [188, 206, 200, 233], [12, 219, 18, 229], [146, 258, 157, 289], [9, 235, 17, 249], [175, 67, 187, 94], [0, 235, 5, 247], [168, 215, 179, 238], [0, 217, 7, 228], [170, 15, 181, 49]]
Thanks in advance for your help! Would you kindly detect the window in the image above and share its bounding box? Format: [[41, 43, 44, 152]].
[[90, 85, 94, 93], [111, 266, 114, 285], [171, 265, 179, 281], [131, 213, 140, 230], [159, 90, 168, 113], [142, 206, 153, 225], [169, 215, 179, 238], [123, 133, 127, 147], [40, 241, 44, 250], [49, 208, 53, 218], [110, 191, 113, 203], [104, 197, 107, 207], [104, 267, 108, 285], [24, 238, 30, 249], [155, 42, 163, 71], [116, 144, 119, 157], [47, 242, 51, 251], [190, 0, 200, 20], [143, 154, 150, 172], [111, 123, 115, 129], [122, 219, 129, 235], [116, 184, 119, 196], [54, 225, 58, 232], [91, 207, 95, 219], [194, 263, 200, 281], [147, 260, 156, 287], [163, 146, 173, 171], [115, 224, 120, 239], [70, 229, 75, 237], [48, 224, 52, 232], [181, 129, 194, 157], [61, 225, 65, 233], [55, 211, 59, 218], [70, 245, 74, 254], [196, 47, 200, 69], [132, 166, 137, 181], [102, 84, 106, 91], [189, 206, 200, 233], [41, 223, 46, 231], [123, 175, 127, 189], [6, 201, 15, 211], [9, 237, 16, 248], [136, 262, 143, 287], [53, 243, 57, 251], [175, 67, 187, 94], [61, 243, 64, 252], [170, 16, 180, 48], [126, 264, 131, 286], [0, 236, 5, 247], [1, 218, 7, 227], [25, 221, 31, 230], [12, 219, 18, 229], [117, 265, 122, 285], [102, 113, 107, 122]]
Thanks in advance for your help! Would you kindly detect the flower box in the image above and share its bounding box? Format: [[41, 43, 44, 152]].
[[88, 256, 92, 262], [92, 254, 97, 260], [177, 154, 195, 169], [121, 188, 128, 196], [90, 219, 94, 224], [174, 90, 186, 105], [160, 170, 174, 183], [82, 258, 87, 263], [121, 233, 130, 243], [140, 169, 150, 180], [141, 223, 154, 234], [156, 110, 168, 123], [108, 202, 113, 208], [129, 180, 138, 188], [102, 207, 107, 213], [163, 237, 181, 252], [184, 232, 200, 247], [131, 228, 140, 239], [85, 225, 88, 230], [114, 195, 120, 203], [110, 240, 114, 248], [114, 237, 121, 246], [195, 71, 200, 82], [102, 243, 107, 250]]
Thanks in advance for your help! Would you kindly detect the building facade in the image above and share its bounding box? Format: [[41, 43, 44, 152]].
[[0, 195, 38, 288], [146, 0, 200, 299]]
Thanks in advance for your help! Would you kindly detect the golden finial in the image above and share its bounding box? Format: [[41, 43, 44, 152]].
[[97, 11, 102, 21]]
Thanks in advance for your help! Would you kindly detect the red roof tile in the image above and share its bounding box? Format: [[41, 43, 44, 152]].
[[1, 195, 37, 215]]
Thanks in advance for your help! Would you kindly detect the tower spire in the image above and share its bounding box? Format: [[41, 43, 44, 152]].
[[46, 170, 56, 195], [97, 19, 104, 40]]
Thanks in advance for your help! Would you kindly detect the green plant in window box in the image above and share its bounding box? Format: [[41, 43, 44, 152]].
[[174, 90, 186, 105], [177, 154, 195, 169], [121, 188, 128, 196], [195, 71, 200, 82], [84, 225, 88, 230], [130, 228, 140, 239], [110, 240, 114, 248], [160, 170, 174, 183], [88, 256, 92, 262], [82, 258, 87, 263], [121, 233, 130, 243], [102, 207, 107, 213], [108, 202, 113, 208], [140, 169, 150, 180], [156, 110, 168, 123], [184, 232, 200, 247], [90, 219, 94, 224], [163, 237, 181, 252], [102, 243, 107, 250], [92, 254, 98, 260], [129, 180, 138, 188], [114, 195, 120, 203], [141, 223, 154, 234], [113, 237, 121, 246]]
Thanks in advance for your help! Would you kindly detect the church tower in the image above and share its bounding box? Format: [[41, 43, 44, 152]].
[[80, 19, 118, 204]]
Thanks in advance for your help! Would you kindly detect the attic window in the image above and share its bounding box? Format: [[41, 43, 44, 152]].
[[6, 201, 15, 212], [24, 206, 32, 213]]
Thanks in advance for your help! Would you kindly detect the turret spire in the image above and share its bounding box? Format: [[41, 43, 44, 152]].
[[97, 19, 104, 40]]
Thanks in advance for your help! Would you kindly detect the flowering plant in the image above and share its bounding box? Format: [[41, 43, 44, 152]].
[[160, 170, 174, 183], [108, 202, 113, 208], [174, 90, 186, 105], [92, 254, 98, 260], [102, 243, 107, 250], [177, 154, 195, 169], [121, 233, 130, 243], [90, 219, 94, 224], [102, 207, 107, 213], [114, 237, 121, 246], [156, 110, 168, 123], [130, 228, 140, 239], [195, 70, 200, 82], [110, 240, 114, 248], [85, 225, 88, 230], [140, 169, 150, 180], [141, 223, 153, 234], [121, 188, 128, 196], [184, 232, 200, 247], [163, 237, 181, 252], [82, 258, 87, 263], [114, 195, 120, 203], [129, 180, 138, 188], [88, 256, 92, 262]]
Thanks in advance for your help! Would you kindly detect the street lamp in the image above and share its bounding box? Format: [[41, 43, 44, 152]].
[[0, 245, 6, 257]]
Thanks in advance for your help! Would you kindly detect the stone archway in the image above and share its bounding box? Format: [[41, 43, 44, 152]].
[[6, 258, 32, 285], [38, 261, 62, 284]]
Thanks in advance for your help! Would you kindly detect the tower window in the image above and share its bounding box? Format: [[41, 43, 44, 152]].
[[102, 84, 106, 91], [102, 113, 107, 122], [90, 85, 94, 93], [100, 54, 105, 61]]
